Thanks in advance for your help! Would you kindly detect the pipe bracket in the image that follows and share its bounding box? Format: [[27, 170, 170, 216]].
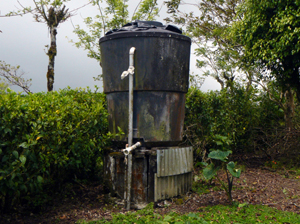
[[121, 65, 135, 79]]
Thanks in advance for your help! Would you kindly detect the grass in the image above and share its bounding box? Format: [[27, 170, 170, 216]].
[[76, 203, 300, 224]]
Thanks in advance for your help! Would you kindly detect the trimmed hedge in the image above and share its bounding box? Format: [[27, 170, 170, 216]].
[[0, 88, 109, 209]]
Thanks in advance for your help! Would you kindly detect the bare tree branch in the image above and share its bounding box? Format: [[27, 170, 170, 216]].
[[0, 61, 32, 94]]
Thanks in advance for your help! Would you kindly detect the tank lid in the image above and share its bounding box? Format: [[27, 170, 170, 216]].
[[100, 20, 191, 43], [105, 20, 182, 35]]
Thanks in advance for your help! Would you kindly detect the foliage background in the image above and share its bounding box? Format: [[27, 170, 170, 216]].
[[0, 83, 299, 211]]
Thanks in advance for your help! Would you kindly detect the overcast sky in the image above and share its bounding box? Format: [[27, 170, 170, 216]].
[[1, 0, 219, 93]]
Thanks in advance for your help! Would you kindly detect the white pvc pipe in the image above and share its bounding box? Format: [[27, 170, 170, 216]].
[[127, 47, 135, 210], [122, 142, 141, 156], [128, 47, 135, 147]]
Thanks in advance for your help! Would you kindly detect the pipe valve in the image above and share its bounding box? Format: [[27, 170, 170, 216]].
[[122, 142, 141, 156]]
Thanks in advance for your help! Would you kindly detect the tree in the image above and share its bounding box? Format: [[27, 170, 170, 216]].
[[4, 1, 93, 91], [165, 0, 256, 90], [231, 0, 300, 128], [0, 60, 32, 94], [31, 0, 72, 92], [72, 0, 159, 64]]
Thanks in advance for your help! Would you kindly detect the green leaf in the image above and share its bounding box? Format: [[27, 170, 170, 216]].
[[203, 163, 220, 180], [0, 149, 2, 155], [196, 161, 208, 167], [19, 155, 26, 165], [2, 155, 8, 163], [238, 202, 248, 208], [215, 141, 223, 145], [4, 128, 11, 134], [37, 176, 43, 183], [227, 161, 241, 178], [20, 184, 28, 192], [163, 215, 173, 222], [12, 150, 19, 159], [187, 213, 200, 219], [19, 142, 29, 149], [208, 150, 232, 162]]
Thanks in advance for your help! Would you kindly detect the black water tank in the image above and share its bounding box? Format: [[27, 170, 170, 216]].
[[100, 21, 191, 147]]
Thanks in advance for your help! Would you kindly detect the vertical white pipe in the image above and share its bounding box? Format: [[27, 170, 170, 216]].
[[127, 153, 132, 210], [127, 47, 135, 210], [128, 47, 135, 147]]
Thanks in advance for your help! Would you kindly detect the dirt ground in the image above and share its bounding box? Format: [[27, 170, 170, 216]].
[[1, 161, 300, 224]]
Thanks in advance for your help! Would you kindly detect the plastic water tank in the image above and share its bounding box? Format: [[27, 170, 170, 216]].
[[100, 21, 191, 147]]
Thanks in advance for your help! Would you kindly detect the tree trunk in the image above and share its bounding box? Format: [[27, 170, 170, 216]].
[[47, 26, 57, 92], [284, 87, 295, 130]]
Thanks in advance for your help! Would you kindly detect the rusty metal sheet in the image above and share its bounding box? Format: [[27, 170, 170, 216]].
[[131, 156, 148, 204], [109, 156, 115, 191], [115, 155, 126, 198], [157, 146, 193, 177], [103, 151, 126, 197], [104, 151, 150, 204]]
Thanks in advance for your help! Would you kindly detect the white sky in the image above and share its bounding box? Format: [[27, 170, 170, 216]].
[[0, 0, 219, 93]]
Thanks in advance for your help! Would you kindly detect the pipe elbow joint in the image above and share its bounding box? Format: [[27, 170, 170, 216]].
[[129, 47, 136, 55]]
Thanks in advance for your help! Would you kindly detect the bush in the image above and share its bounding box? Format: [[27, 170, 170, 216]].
[[0, 87, 110, 210], [184, 85, 286, 159]]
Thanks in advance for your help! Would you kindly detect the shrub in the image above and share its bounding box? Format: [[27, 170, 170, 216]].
[[184, 86, 260, 158], [0, 87, 110, 210], [184, 84, 288, 159]]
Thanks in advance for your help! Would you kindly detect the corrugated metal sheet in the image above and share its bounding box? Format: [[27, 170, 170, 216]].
[[155, 146, 193, 201], [157, 146, 193, 177], [155, 172, 193, 201]]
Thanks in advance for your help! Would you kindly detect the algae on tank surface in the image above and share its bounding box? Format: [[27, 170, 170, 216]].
[[138, 103, 155, 139], [154, 121, 169, 141]]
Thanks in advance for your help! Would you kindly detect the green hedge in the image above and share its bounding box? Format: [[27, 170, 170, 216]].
[[0, 88, 109, 209], [184, 86, 285, 158]]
